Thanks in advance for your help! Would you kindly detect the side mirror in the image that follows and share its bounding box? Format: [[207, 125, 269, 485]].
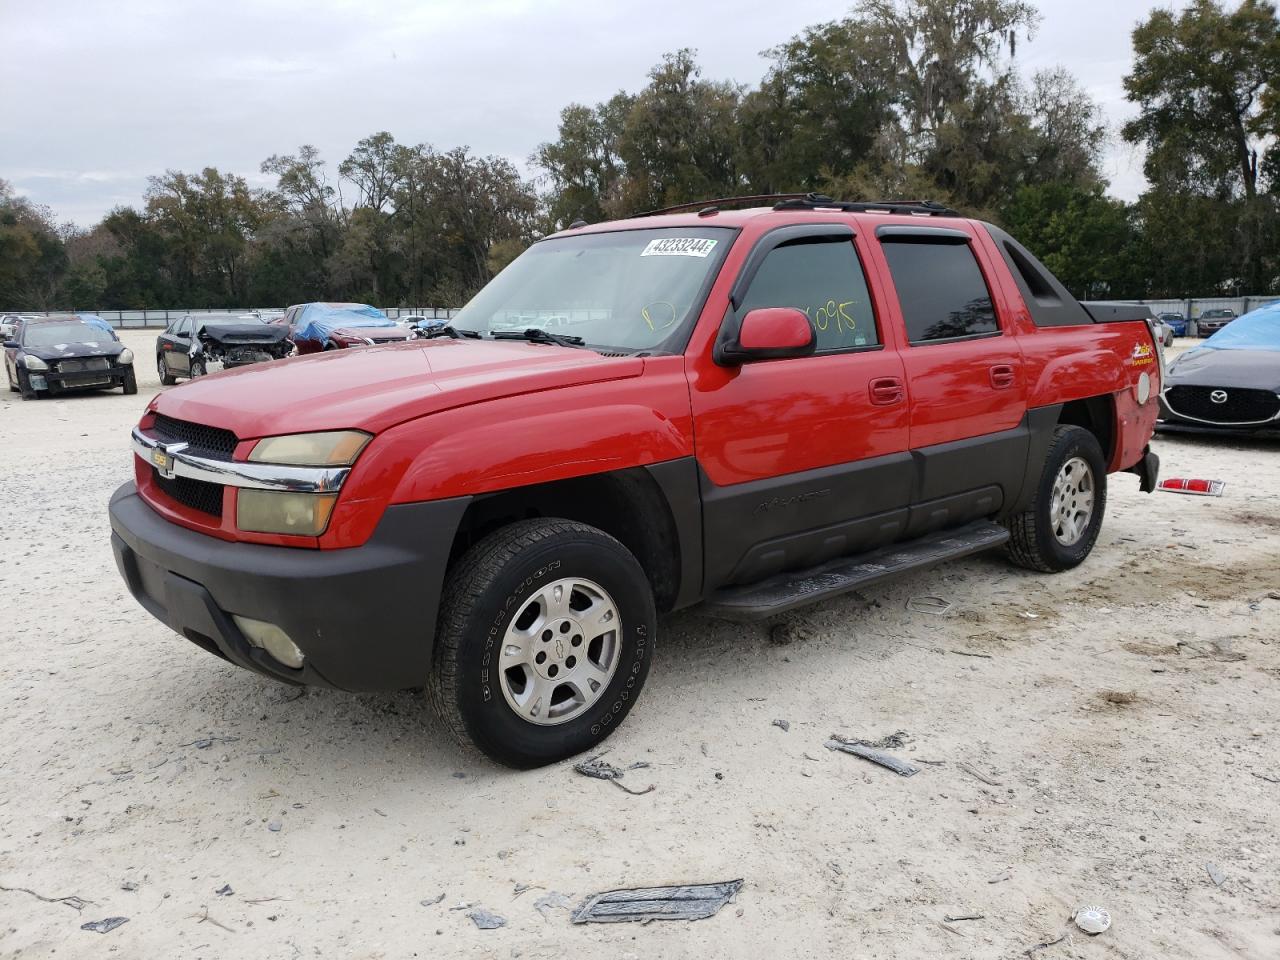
[[715, 307, 816, 365]]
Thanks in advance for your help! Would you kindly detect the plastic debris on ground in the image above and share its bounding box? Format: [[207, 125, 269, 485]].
[[571, 879, 744, 924], [573, 754, 654, 795], [825, 736, 919, 777], [534, 891, 574, 919], [1206, 863, 1226, 886], [1073, 905, 1111, 934], [906, 595, 952, 615], [772, 719, 790, 732], [81, 917, 129, 934], [467, 908, 506, 930], [1158, 478, 1226, 497]]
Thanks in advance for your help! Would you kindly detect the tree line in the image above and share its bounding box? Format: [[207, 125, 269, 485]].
[[3, 0, 1279, 311]]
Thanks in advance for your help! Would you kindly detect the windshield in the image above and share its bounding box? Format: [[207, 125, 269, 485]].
[[23, 323, 116, 347], [450, 227, 734, 353]]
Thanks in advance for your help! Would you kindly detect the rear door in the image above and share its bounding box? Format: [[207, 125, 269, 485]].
[[689, 224, 912, 589], [871, 225, 1028, 535]]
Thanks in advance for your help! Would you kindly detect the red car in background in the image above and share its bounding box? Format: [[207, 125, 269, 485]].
[[274, 302, 412, 353]]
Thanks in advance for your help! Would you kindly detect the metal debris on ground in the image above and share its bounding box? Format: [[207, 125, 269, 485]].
[[534, 891, 573, 919], [1073, 905, 1111, 935], [467, 907, 506, 930], [571, 879, 744, 924], [944, 913, 984, 922], [825, 738, 919, 777], [419, 893, 446, 907], [1206, 862, 1226, 886], [950, 649, 993, 659], [120, 881, 138, 892], [215, 884, 233, 896], [772, 719, 790, 732], [840, 730, 910, 750], [81, 917, 129, 934], [906, 595, 952, 615], [573, 754, 655, 795], [956, 762, 1002, 786], [988, 872, 1011, 884]]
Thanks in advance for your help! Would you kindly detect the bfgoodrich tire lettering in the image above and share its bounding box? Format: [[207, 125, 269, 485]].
[[1003, 424, 1107, 573], [429, 518, 655, 768]]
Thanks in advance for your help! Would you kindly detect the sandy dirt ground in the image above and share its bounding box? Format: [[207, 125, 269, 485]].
[[1, 331, 1277, 959]]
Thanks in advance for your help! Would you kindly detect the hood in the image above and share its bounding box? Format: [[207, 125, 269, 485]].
[[1166, 348, 1280, 390], [24, 340, 124, 362], [149, 339, 645, 437], [198, 322, 291, 346], [337, 326, 410, 342]]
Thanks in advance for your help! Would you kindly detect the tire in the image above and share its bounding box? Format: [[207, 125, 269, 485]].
[[189, 360, 207, 378], [324, 340, 339, 351], [17, 368, 39, 401], [122, 367, 138, 395], [1003, 425, 1107, 573], [429, 518, 656, 769], [158, 356, 177, 386]]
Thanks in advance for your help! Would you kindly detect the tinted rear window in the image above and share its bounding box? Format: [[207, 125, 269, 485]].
[[881, 241, 997, 343]]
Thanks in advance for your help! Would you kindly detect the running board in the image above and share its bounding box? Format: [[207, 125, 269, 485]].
[[702, 520, 1010, 622]]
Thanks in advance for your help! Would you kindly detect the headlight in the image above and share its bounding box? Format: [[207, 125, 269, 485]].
[[23, 356, 48, 371], [237, 489, 337, 536], [247, 430, 370, 466], [118, 348, 134, 364]]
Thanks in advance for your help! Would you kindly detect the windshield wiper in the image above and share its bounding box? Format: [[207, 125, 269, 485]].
[[420, 324, 482, 340], [491, 327, 586, 348]]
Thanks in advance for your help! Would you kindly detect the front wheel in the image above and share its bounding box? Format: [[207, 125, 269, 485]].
[[122, 367, 138, 395], [429, 519, 656, 768], [1003, 425, 1107, 573], [17, 368, 40, 401]]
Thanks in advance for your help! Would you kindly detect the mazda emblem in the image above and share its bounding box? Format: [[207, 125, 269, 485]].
[[1210, 390, 1228, 404]]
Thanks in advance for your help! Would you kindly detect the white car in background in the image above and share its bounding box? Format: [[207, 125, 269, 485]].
[[0, 314, 38, 341]]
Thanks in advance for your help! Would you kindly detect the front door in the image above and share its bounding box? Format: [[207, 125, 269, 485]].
[[689, 225, 912, 589], [871, 227, 1028, 535]]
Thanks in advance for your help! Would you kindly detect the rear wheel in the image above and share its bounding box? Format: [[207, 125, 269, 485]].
[[429, 518, 656, 768], [157, 355, 177, 385], [189, 359, 207, 378], [1003, 425, 1107, 573]]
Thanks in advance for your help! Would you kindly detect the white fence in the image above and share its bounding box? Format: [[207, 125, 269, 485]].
[[2, 306, 460, 329]]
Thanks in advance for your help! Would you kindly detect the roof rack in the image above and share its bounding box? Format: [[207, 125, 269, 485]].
[[638, 193, 812, 218], [638, 192, 960, 219], [772, 194, 960, 217]]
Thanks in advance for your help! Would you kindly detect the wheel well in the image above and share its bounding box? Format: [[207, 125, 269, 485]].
[[1058, 396, 1115, 464], [448, 469, 683, 613]]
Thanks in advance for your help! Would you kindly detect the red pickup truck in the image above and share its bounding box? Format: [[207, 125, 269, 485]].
[[109, 195, 1161, 767]]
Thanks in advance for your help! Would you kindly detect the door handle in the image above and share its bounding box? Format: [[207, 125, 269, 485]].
[[989, 364, 1016, 389], [869, 377, 905, 406]]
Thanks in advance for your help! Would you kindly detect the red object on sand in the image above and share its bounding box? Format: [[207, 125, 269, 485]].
[[1158, 478, 1225, 496]]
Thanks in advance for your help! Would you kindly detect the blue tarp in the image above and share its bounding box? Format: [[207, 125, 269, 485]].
[[294, 303, 396, 343], [1199, 302, 1280, 352], [76, 314, 115, 335]]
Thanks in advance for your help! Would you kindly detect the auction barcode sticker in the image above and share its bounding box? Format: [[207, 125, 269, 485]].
[[641, 237, 719, 258]]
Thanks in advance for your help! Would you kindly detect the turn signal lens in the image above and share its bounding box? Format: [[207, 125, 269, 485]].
[[236, 490, 337, 536], [232, 615, 305, 669], [248, 430, 371, 466]]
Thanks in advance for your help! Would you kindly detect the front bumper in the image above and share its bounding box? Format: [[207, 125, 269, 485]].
[[109, 482, 470, 690], [34, 363, 130, 390]]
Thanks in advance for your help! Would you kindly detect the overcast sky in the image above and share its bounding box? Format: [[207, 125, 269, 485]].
[[1, 0, 1181, 227]]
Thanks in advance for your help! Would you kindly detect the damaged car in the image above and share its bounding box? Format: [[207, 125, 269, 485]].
[[1159, 304, 1280, 435], [156, 313, 293, 384], [280, 302, 413, 353], [5, 315, 137, 399]]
